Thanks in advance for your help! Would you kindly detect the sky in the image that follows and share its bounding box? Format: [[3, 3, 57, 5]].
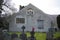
[[11, 0, 60, 15]]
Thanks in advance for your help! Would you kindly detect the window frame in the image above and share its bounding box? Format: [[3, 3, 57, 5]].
[[37, 20, 44, 29], [16, 18, 25, 24]]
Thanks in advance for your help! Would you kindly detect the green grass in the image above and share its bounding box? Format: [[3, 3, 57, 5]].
[[34, 32, 46, 40], [8, 32, 60, 40], [26, 32, 46, 40], [54, 32, 60, 38]]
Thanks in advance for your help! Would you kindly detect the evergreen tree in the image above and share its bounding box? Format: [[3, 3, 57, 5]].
[[57, 15, 60, 29]]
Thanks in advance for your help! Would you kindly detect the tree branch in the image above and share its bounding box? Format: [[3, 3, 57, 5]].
[[2, 4, 12, 10]]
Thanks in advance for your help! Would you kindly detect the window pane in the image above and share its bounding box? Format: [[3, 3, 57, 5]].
[[27, 11, 33, 15], [16, 18, 25, 23], [37, 20, 44, 29]]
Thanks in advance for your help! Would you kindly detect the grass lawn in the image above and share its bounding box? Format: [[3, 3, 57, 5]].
[[54, 32, 60, 38], [9, 32, 60, 40]]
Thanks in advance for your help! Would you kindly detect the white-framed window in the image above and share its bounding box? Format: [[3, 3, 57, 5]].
[[37, 20, 44, 29], [27, 8, 34, 16], [16, 18, 25, 24]]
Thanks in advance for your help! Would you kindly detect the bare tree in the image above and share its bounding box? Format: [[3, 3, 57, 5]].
[[0, 0, 17, 29], [2, 0, 17, 14]]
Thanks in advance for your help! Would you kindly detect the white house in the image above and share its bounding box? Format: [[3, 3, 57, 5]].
[[8, 4, 58, 32]]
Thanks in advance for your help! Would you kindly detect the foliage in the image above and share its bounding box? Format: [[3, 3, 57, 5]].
[[0, 17, 9, 29], [57, 15, 60, 29], [0, 0, 16, 29]]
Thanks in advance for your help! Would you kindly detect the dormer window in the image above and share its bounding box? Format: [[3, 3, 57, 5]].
[[27, 8, 34, 16]]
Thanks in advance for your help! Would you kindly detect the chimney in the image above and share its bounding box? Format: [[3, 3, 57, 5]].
[[19, 5, 25, 10]]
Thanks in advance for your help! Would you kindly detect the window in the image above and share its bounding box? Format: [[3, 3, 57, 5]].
[[16, 18, 25, 23], [27, 8, 33, 16], [37, 20, 44, 29]]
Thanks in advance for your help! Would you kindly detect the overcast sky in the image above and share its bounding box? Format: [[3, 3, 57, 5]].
[[11, 0, 60, 15]]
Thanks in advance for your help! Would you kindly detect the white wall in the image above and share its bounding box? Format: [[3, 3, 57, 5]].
[[9, 4, 52, 32]]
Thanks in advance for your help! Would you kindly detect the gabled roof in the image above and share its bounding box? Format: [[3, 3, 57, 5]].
[[15, 3, 50, 16], [8, 3, 53, 20]]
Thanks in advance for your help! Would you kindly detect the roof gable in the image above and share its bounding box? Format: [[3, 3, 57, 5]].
[[19, 3, 50, 15], [19, 3, 51, 18], [9, 3, 52, 20], [20, 3, 43, 13]]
